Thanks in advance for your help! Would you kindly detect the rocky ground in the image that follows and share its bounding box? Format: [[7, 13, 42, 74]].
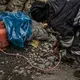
[[0, 0, 47, 12], [0, 0, 80, 80], [0, 40, 80, 80]]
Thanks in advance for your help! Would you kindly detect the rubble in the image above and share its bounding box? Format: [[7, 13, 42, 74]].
[[0, 0, 48, 11], [0, 0, 80, 80]]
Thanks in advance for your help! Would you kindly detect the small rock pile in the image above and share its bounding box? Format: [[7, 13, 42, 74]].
[[26, 41, 57, 70], [0, 0, 48, 11]]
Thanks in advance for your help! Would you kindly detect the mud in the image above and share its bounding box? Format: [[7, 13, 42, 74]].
[[0, 45, 79, 80]]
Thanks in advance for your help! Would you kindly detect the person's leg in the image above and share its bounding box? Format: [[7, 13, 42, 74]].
[[70, 30, 80, 55], [71, 6, 80, 55]]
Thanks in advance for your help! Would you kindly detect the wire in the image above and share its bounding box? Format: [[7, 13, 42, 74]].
[[0, 45, 61, 73]]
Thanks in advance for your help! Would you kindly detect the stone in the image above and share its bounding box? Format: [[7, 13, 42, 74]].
[[35, 72, 41, 76], [6, 0, 27, 11], [0, 0, 8, 5], [45, 61, 50, 67], [42, 49, 47, 53], [0, 5, 6, 11], [33, 63, 37, 66], [27, 70, 31, 74], [38, 64, 45, 69], [48, 56, 55, 62], [24, 0, 31, 12], [1, 61, 5, 65], [0, 70, 4, 75]]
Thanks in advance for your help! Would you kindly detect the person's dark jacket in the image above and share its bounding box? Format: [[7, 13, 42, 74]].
[[47, 0, 80, 47]]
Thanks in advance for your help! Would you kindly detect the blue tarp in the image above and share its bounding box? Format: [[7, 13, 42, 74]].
[[0, 11, 32, 47]]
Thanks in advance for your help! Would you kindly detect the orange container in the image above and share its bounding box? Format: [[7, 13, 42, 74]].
[[0, 21, 9, 48], [0, 21, 4, 29]]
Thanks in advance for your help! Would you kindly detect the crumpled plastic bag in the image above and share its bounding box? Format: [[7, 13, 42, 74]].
[[0, 11, 32, 47]]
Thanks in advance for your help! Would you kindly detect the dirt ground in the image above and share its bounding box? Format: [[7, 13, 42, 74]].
[[35, 64, 80, 80], [0, 44, 80, 80], [0, 0, 80, 80]]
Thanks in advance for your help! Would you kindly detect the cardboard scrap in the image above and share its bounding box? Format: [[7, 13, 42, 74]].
[[31, 40, 39, 48]]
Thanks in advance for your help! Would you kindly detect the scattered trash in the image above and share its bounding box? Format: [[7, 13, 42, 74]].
[[0, 11, 61, 73], [40, 23, 48, 28], [31, 40, 39, 48], [0, 11, 32, 47]]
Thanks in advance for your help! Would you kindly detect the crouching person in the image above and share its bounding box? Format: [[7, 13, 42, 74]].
[[30, 0, 80, 56]]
